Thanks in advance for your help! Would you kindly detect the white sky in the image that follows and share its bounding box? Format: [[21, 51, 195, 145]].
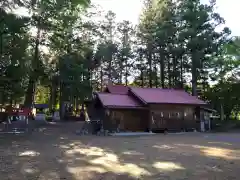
[[92, 0, 144, 24], [15, 0, 239, 36], [93, 0, 240, 36]]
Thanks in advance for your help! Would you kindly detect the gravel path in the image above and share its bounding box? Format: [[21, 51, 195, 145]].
[[0, 122, 239, 180]]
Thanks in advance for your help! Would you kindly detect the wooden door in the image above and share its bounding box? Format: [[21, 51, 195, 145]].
[[152, 111, 167, 130]]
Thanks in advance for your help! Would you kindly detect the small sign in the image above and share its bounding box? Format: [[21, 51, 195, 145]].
[[53, 111, 60, 121], [18, 108, 31, 116], [35, 113, 46, 121]]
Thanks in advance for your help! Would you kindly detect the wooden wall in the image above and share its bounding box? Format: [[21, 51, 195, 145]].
[[106, 109, 149, 132], [149, 104, 198, 131], [100, 104, 200, 132]]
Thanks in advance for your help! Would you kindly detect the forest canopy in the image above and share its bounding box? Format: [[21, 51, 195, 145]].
[[0, 0, 239, 119]]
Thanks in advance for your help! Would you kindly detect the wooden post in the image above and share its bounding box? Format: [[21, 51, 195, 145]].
[[104, 109, 110, 131], [208, 118, 211, 131], [149, 110, 153, 133], [220, 104, 224, 121]]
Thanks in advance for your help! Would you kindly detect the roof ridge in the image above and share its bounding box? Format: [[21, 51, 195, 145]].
[[96, 92, 109, 94], [97, 91, 143, 108], [130, 86, 186, 91], [97, 92, 129, 96], [129, 86, 206, 105], [108, 84, 128, 87]]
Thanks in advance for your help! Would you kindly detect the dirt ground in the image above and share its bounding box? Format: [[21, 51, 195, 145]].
[[0, 122, 240, 180]]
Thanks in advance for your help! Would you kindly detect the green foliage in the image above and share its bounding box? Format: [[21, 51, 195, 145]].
[[1, 0, 240, 120], [131, 0, 239, 117], [205, 81, 240, 119], [35, 85, 50, 104], [137, 0, 231, 93], [0, 8, 30, 104]]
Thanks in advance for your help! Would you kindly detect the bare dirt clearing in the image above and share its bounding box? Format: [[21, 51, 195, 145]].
[[0, 122, 239, 180]]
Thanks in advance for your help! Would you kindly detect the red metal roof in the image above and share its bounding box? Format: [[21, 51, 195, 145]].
[[106, 85, 129, 95], [130, 87, 206, 105], [97, 93, 143, 108]]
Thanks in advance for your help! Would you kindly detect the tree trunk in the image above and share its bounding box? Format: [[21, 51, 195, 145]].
[[10, 91, 13, 106], [180, 56, 183, 85], [220, 104, 225, 121], [108, 46, 112, 81], [59, 81, 64, 119], [167, 58, 172, 88], [191, 53, 198, 96], [87, 67, 92, 88], [160, 50, 165, 88], [172, 55, 177, 87], [119, 56, 123, 84], [0, 32, 2, 64], [54, 78, 59, 110], [125, 64, 128, 86], [119, 68, 123, 84], [148, 48, 153, 88], [140, 68, 144, 87], [154, 65, 158, 88], [153, 53, 158, 88], [100, 67, 103, 91], [49, 78, 57, 113], [0, 89, 3, 105], [24, 27, 41, 107], [49, 84, 53, 112], [24, 78, 36, 107], [1, 86, 6, 105]]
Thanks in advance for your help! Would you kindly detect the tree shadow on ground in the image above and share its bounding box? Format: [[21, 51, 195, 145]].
[[0, 122, 240, 180]]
